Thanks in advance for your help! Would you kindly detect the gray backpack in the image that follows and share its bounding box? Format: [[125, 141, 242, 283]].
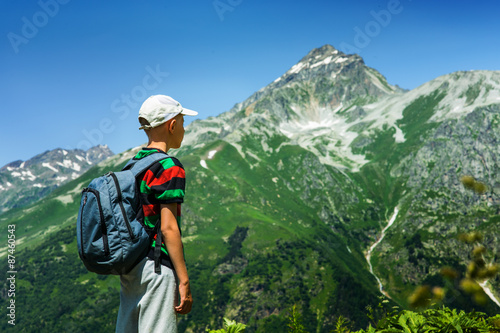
[[76, 152, 167, 275]]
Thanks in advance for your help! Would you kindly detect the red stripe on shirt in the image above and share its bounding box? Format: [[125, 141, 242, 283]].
[[143, 204, 160, 217], [142, 169, 156, 187], [149, 165, 185, 188]]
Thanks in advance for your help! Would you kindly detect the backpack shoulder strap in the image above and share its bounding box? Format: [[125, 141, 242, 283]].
[[123, 151, 172, 275], [122, 151, 170, 178]]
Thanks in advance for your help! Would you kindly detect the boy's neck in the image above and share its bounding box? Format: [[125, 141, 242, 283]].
[[147, 141, 170, 153]]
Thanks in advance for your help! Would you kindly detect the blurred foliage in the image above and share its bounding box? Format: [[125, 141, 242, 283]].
[[406, 229, 497, 309], [460, 175, 488, 194], [207, 318, 247, 333], [286, 304, 500, 333], [357, 307, 500, 333], [287, 305, 307, 333]]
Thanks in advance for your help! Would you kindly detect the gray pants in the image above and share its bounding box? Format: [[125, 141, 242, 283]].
[[116, 258, 178, 333]]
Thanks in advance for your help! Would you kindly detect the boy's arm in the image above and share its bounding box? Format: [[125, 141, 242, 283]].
[[160, 203, 193, 315]]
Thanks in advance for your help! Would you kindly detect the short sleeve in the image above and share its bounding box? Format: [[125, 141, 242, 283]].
[[140, 157, 185, 204]]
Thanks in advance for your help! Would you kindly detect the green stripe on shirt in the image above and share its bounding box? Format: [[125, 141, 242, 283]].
[[159, 157, 176, 170], [134, 149, 159, 159], [140, 180, 151, 194], [156, 188, 185, 201], [143, 215, 158, 229]]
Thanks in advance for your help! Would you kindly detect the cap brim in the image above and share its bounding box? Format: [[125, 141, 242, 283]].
[[181, 108, 198, 116]]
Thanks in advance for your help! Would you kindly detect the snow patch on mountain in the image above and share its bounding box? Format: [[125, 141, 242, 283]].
[[285, 51, 351, 77], [11, 170, 37, 181], [75, 155, 86, 162], [55, 176, 68, 183], [288, 62, 307, 75], [310, 56, 333, 69], [246, 151, 261, 163], [55, 194, 73, 205], [335, 57, 348, 64], [393, 126, 406, 143], [431, 71, 500, 121], [42, 162, 58, 173], [208, 150, 218, 159], [359, 70, 500, 138], [279, 104, 369, 171], [57, 159, 81, 171], [361, 93, 410, 132]]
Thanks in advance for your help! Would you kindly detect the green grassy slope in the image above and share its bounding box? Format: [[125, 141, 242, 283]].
[[0, 138, 385, 332]]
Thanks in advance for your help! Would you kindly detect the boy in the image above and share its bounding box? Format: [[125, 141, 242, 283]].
[[116, 95, 196, 332]]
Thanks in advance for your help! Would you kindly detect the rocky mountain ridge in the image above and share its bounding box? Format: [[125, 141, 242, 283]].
[[0, 145, 113, 212]]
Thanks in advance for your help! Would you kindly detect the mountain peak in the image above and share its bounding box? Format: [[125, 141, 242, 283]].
[[183, 44, 402, 171], [299, 44, 351, 62], [266, 44, 367, 90]]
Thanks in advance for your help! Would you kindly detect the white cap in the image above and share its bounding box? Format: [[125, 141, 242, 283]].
[[138, 95, 198, 130]]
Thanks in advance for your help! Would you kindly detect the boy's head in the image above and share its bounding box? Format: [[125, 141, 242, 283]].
[[138, 95, 198, 130], [138, 95, 198, 149]]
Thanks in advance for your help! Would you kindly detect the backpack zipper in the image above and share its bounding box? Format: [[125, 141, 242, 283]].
[[82, 188, 110, 256], [109, 172, 135, 239]]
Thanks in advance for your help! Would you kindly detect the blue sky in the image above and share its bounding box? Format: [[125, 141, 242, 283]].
[[1, 0, 499, 167]]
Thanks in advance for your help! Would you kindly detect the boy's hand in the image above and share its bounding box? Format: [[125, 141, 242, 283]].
[[175, 281, 193, 314]]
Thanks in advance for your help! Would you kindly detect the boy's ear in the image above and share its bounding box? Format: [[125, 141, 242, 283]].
[[168, 118, 177, 133]]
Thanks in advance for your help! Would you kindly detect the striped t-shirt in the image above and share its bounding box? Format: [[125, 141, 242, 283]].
[[133, 148, 185, 269]]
